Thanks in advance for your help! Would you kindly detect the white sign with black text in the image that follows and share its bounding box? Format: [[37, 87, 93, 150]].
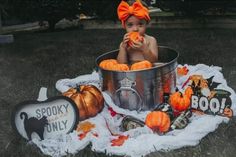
[[12, 96, 79, 140]]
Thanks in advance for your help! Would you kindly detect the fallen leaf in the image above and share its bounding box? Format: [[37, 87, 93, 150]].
[[111, 135, 129, 146], [177, 66, 189, 76], [78, 132, 88, 140], [108, 107, 118, 117], [92, 133, 99, 137], [76, 121, 95, 133]]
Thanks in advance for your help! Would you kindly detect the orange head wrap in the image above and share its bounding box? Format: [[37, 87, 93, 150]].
[[117, 0, 151, 27]]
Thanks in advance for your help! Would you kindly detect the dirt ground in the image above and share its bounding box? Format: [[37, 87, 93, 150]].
[[0, 27, 236, 157]]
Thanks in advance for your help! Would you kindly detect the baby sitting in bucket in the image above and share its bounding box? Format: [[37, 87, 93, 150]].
[[99, 0, 158, 71], [117, 0, 158, 64]]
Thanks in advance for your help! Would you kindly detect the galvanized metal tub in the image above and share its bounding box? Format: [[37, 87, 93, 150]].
[[96, 46, 179, 111]]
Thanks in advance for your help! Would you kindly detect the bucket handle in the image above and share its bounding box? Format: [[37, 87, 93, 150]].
[[115, 86, 143, 112]]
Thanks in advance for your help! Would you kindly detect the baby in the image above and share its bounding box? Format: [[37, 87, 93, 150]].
[[117, 0, 158, 64]]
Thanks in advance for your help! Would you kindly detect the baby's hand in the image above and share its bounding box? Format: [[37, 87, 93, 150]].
[[130, 38, 149, 52], [121, 33, 130, 49]]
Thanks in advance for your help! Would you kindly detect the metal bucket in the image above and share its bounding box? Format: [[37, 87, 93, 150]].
[[95, 46, 179, 111]]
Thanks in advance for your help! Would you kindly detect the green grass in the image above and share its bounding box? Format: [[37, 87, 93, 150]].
[[1, 27, 236, 157]]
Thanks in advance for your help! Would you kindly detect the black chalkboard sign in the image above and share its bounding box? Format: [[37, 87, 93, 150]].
[[11, 96, 79, 140]]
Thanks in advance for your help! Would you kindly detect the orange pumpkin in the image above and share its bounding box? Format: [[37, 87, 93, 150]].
[[184, 86, 193, 98], [63, 85, 104, 120], [223, 108, 233, 118], [145, 111, 170, 133], [128, 32, 144, 46], [99, 59, 118, 70], [130, 60, 152, 71], [99, 59, 130, 71], [170, 91, 190, 112], [113, 63, 130, 71]]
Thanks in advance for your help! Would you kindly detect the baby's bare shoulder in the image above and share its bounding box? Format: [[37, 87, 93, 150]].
[[145, 34, 157, 42], [145, 35, 157, 45]]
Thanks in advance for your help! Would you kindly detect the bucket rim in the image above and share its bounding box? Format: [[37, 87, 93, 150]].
[[95, 46, 179, 73]]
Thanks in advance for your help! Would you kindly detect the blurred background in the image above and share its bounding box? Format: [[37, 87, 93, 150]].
[[1, 1, 236, 157], [1, 0, 236, 32]]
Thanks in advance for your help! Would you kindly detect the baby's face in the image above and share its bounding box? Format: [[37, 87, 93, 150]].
[[125, 16, 147, 36]]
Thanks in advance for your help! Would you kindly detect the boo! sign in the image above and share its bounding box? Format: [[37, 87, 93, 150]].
[[190, 89, 233, 117], [12, 96, 79, 140]]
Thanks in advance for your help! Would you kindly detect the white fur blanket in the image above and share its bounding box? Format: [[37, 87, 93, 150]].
[[32, 64, 236, 157]]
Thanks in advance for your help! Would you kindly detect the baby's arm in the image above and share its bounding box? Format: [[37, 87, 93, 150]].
[[142, 36, 158, 63], [130, 36, 158, 63], [117, 33, 130, 63], [117, 43, 128, 63]]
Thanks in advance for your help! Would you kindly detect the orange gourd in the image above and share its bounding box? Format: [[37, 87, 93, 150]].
[[63, 85, 104, 121], [170, 91, 190, 112], [145, 111, 170, 133], [128, 32, 144, 46], [130, 60, 152, 71]]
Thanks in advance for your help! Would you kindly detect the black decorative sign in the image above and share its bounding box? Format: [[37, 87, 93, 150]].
[[184, 75, 233, 117], [191, 89, 233, 117], [12, 96, 79, 140]]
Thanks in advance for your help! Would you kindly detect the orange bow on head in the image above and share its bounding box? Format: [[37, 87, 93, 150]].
[[117, 0, 151, 27]]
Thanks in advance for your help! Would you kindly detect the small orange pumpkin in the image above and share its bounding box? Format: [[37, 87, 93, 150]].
[[170, 91, 190, 112], [130, 60, 152, 71], [99, 59, 130, 71], [145, 111, 171, 133], [128, 32, 144, 46], [113, 63, 130, 71], [99, 59, 118, 70], [63, 85, 104, 121], [223, 108, 233, 118], [184, 86, 193, 98]]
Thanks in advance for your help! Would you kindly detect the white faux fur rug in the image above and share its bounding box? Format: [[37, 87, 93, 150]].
[[32, 64, 236, 157]]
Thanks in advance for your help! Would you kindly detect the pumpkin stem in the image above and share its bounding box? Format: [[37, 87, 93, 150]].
[[175, 87, 179, 92], [76, 85, 81, 92]]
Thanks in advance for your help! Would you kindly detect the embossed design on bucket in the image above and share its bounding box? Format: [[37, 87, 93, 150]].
[[115, 77, 143, 111]]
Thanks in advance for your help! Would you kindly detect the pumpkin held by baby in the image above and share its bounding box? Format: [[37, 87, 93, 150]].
[[128, 32, 144, 47]]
